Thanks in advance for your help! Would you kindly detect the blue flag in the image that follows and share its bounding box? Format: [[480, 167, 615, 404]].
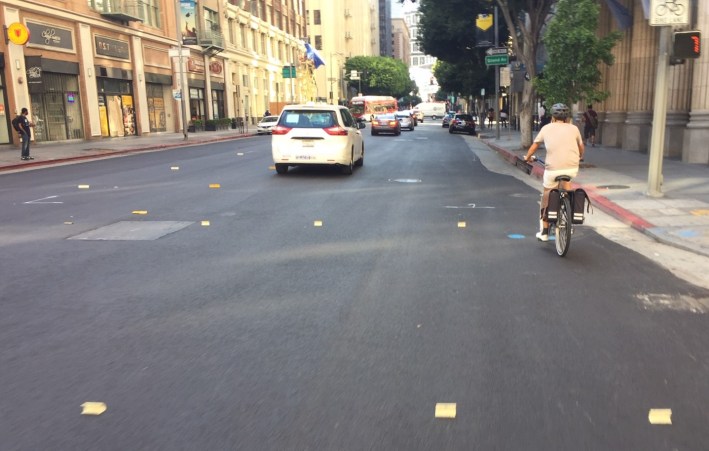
[[604, 0, 632, 30], [304, 42, 326, 69]]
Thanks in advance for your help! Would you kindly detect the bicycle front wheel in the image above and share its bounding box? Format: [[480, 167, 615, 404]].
[[555, 196, 572, 257]]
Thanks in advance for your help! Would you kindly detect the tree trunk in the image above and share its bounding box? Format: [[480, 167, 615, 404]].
[[519, 67, 535, 149]]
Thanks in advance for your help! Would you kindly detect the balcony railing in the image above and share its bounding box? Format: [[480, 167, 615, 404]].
[[198, 28, 225, 52], [100, 0, 143, 22]]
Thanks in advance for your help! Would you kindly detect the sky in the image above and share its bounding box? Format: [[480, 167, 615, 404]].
[[391, 0, 417, 19]]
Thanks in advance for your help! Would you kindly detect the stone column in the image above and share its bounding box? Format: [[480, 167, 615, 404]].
[[682, 0, 709, 164], [623, 2, 657, 152], [600, 0, 632, 147]]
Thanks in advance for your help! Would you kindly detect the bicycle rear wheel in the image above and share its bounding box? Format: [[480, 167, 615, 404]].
[[555, 196, 572, 257]]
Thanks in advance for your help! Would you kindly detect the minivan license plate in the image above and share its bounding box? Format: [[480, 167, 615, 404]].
[[301, 140, 314, 148]]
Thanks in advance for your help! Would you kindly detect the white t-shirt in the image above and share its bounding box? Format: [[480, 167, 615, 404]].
[[534, 122, 583, 171]]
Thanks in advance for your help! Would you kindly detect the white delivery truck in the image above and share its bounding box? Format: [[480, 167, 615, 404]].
[[412, 102, 447, 120]]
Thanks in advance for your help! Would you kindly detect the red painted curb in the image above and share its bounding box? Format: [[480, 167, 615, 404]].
[[583, 186, 655, 231], [482, 138, 656, 232]]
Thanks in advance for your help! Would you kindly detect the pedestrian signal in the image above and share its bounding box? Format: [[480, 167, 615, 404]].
[[673, 31, 701, 59]]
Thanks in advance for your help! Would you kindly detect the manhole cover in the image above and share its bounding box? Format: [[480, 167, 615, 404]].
[[68, 221, 193, 240], [596, 185, 630, 190]]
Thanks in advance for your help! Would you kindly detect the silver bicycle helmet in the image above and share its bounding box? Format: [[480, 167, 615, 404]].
[[550, 103, 569, 120]]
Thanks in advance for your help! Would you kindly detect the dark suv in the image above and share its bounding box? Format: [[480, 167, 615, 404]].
[[448, 114, 476, 135]]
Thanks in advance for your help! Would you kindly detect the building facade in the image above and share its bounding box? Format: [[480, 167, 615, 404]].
[[0, 0, 307, 145], [305, 0, 379, 104], [404, 7, 437, 101], [596, 0, 707, 163], [378, 0, 392, 57], [392, 18, 410, 67]]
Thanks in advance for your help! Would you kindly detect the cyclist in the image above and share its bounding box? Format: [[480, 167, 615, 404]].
[[523, 103, 585, 241]]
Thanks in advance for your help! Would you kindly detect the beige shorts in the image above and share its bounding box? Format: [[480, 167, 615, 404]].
[[543, 168, 578, 189]]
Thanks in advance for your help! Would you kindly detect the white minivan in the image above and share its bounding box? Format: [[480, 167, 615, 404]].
[[271, 103, 366, 175], [413, 102, 447, 120]]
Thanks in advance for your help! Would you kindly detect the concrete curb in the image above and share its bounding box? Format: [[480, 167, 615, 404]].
[[0, 133, 256, 172], [481, 138, 666, 233]]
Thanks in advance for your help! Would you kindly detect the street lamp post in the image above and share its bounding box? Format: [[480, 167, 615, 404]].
[[329, 52, 344, 105], [174, 0, 189, 140]]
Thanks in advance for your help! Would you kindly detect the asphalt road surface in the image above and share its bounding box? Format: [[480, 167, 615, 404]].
[[2, 122, 708, 450]]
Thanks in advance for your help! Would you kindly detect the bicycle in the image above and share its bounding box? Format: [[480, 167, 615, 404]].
[[655, 0, 685, 17], [517, 156, 575, 257]]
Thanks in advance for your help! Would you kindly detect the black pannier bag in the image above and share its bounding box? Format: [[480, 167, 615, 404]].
[[572, 189, 592, 224], [545, 189, 561, 223]]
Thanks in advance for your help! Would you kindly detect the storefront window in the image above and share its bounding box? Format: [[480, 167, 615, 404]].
[[146, 83, 167, 132], [212, 90, 225, 119], [31, 73, 84, 142], [97, 78, 135, 137], [189, 87, 205, 120]]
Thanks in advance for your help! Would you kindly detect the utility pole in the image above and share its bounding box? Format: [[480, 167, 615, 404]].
[[174, 0, 189, 141], [494, 5, 500, 140], [646, 27, 671, 197]]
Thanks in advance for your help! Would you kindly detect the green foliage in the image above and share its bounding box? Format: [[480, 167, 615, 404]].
[[535, 0, 621, 106], [412, 0, 501, 98], [344, 56, 412, 98]]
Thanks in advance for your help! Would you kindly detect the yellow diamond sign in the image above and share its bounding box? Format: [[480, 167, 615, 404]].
[[476, 14, 493, 31]]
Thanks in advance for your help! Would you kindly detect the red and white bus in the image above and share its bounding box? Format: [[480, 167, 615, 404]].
[[349, 96, 398, 122]]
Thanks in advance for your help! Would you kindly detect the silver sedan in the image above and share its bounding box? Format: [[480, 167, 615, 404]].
[[395, 112, 415, 131]]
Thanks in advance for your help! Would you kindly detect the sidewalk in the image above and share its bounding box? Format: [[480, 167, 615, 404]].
[[478, 127, 709, 258], [1, 126, 708, 258], [0, 128, 257, 170]]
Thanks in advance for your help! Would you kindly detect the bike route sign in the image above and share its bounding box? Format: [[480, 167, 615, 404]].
[[649, 0, 690, 26]]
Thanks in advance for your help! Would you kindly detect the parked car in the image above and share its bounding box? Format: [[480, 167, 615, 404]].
[[256, 115, 279, 134], [371, 114, 401, 136], [441, 112, 456, 128], [271, 103, 366, 175], [395, 112, 415, 131], [448, 113, 477, 135]]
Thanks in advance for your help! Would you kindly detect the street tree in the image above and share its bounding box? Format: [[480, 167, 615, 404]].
[[400, 0, 554, 146], [535, 0, 621, 107], [400, 0, 498, 106], [344, 56, 412, 98], [496, 0, 556, 147]]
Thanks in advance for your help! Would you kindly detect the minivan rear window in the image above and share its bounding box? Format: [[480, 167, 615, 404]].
[[280, 111, 337, 128]]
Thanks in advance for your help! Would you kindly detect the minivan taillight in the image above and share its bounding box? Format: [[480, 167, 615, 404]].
[[324, 126, 348, 136], [271, 125, 291, 135]]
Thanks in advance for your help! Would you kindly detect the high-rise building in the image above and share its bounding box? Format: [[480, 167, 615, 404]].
[[378, 0, 393, 57], [392, 18, 411, 66]]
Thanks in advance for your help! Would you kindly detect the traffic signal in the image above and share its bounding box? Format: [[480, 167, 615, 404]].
[[673, 31, 701, 59]]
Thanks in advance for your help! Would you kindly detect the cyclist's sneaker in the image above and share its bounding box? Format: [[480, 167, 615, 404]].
[[535, 232, 549, 242]]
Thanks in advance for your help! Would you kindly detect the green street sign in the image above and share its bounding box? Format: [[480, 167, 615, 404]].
[[281, 65, 296, 78], [485, 55, 509, 66]]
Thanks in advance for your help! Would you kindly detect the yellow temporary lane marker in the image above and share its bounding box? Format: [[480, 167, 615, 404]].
[[648, 409, 672, 425], [209, 183, 221, 189], [171, 166, 180, 171], [81, 402, 107, 416], [201, 220, 211, 226], [690, 209, 709, 216], [458, 221, 466, 228], [435, 403, 456, 419], [78, 185, 90, 189], [64, 221, 74, 225], [268, 165, 276, 170], [132, 210, 148, 215], [314, 220, 323, 227]]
